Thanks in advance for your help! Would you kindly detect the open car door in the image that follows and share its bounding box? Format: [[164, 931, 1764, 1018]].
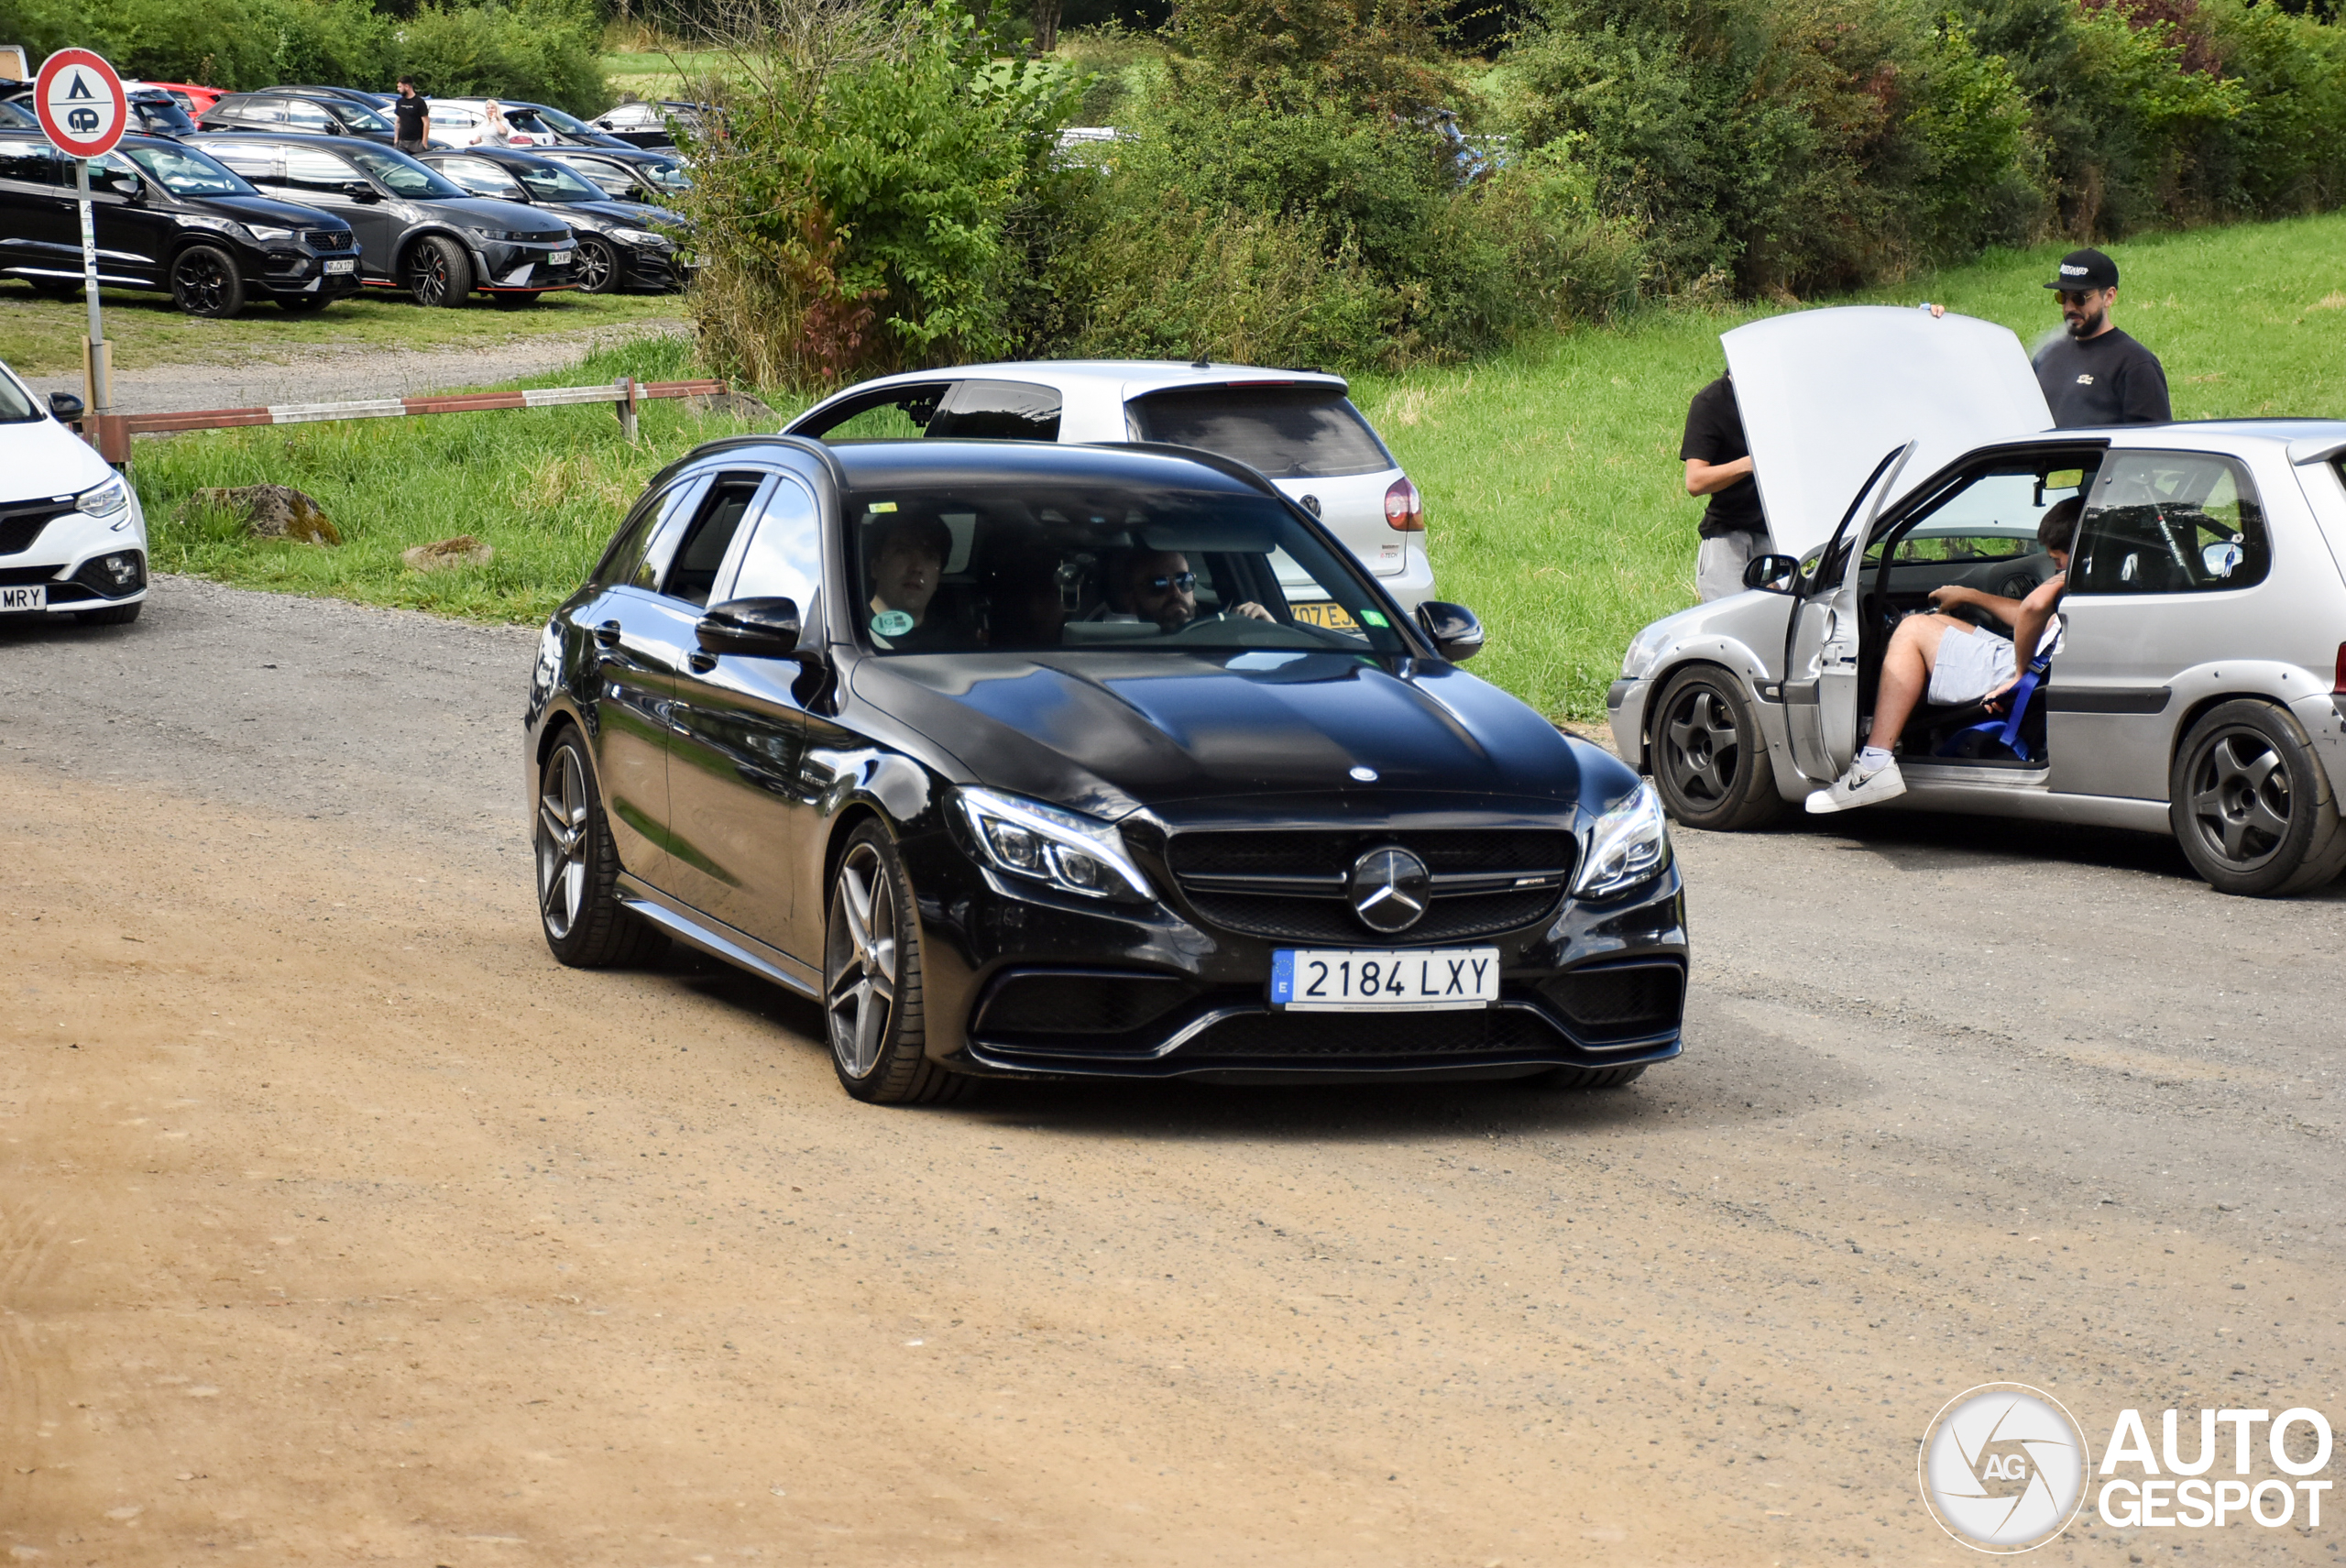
[[1782, 446, 1909, 783]]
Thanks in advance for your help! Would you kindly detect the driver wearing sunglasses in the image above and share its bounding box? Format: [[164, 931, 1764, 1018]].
[[1125, 550, 1272, 632]]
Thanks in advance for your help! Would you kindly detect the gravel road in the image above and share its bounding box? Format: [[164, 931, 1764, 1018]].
[[5, 579, 2343, 1563], [18, 319, 687, 415]]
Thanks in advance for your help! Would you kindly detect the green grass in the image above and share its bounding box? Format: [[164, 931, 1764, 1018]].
[[126, 210, 2346, 715], [1354, 211, 2346, 720], [601, 49, 729, 100], [135, 334, 777, 622], [1, 281, 685, 378]]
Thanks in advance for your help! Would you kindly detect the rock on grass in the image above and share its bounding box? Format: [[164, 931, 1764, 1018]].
[[191, 484, 341, 546], [402, 535, 496, 573]]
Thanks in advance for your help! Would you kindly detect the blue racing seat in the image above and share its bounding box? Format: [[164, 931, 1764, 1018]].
[[1935, 653, 2050, 762]]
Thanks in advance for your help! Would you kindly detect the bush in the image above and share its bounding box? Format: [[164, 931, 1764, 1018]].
[[398, 0, 613, 113]]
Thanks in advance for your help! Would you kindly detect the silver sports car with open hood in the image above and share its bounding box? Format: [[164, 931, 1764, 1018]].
[[1609, 305, 2346, 896]]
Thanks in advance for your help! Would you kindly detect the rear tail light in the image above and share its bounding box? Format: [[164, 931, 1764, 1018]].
[[2335, 641, 2346, 692], [1384, 475, 1424, 532]]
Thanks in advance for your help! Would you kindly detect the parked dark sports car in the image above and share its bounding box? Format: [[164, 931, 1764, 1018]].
[[417, 146, 687, 293], [190, 133, 576, 307], [538, 145, 690, 206], [0, 131, 359, 316], [525, 438, 1688, 1102], [198, 89, 404, 143]]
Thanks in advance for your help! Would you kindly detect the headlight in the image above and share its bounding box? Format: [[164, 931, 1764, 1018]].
[[75, 476, 130, 521], [466, 226, 527, 242], [1620, 622, 1673, 681], [611, 227, 667, 247], [247, 223, 297, 242], [955, 786, 1153, 902], [1572, 782, 1672, 900]]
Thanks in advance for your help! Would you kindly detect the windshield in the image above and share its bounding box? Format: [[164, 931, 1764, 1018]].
[[120, 143, 253, 196], [0, 369, 38, 424], [640, 157, 689, 191], [335, 100, 393, 132], [513, 159, 602, 203], [0, 101, 34, 128], [345, 144, 466, 199], [1127, 386, 1394, 479], [847, 481, 1409, 657], [129, 94, 199, 135]]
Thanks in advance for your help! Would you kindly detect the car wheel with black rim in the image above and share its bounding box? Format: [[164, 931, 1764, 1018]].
[[2170, 699, 2346, 896], [535, 727, 666, 965], [825, 821, 967, 1104], [407, 235, 473, 307], [576, 237, 619, 293], [170, 245, 245, 319], [1650, 665, 1782, 830]]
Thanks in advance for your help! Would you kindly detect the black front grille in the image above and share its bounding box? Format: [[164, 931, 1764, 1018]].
[[0, 564, 63, 587], [0, 504, 69, 556], [1539, 962, 1684, 1042], [305, 230, 351, 248], [1165, 828, 1574, 943], [978, 970, 1196, 1040], [1182, 1007, 1562, 1059], [1186, 888, 1560, 943]]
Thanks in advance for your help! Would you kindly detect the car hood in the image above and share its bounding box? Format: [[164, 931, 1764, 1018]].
[[852, 650, 1614, 819], [1724, 306, 2051, 559], [1, 412, 115, 498], [202, 193, 352, 230], [549, 198, 677, 227]]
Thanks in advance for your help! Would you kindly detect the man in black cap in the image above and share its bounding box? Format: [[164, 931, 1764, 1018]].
[[1680, 372, 1770, 601], [2033, 247, 2170, 427]]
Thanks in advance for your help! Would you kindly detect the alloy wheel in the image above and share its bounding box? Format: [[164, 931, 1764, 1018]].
[[578, 239, 615, 292], [536, 745, 590, 939], [2186, 728, 2293, 870], [411, 250, 453, 306], [1662, 685, 1741, 806], [174, 250, 232, 314], [827, 843, 898, 1079]]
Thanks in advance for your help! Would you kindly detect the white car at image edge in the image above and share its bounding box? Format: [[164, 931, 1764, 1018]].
[[783, 361, 1438, 614], [0, 360, 149, 625]]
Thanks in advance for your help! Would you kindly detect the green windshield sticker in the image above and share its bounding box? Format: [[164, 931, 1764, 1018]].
[[1360, 609, 1388, 628], [872, 609, 914, 637], [868, 500, 897, 513]]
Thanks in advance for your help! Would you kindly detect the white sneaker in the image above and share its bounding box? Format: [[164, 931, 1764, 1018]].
[[1804, 757, 1906, 815]]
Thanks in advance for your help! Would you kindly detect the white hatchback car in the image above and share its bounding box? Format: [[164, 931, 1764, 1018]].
[[0, 360, 149, 625], [783, 361, 1436, 613]]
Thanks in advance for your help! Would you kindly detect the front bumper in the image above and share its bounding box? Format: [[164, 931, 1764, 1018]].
[[902, 815, 1689, 1081], [251, 236, 365, 301], [1607, 674, 1651, 771], [0, 497, 149, 618], [475, 239, 584, 293]]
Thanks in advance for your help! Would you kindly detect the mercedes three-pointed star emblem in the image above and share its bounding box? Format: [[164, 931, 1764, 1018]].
[[1347, 845, 1431, 935]]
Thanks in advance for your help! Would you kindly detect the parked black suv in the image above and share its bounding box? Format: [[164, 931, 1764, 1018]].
[[191, 133, 577, 307], [199, 90, 404, 144], [0, 131, 360, 316], [417, 147, 687, 293], [538, 145, 691, 206]]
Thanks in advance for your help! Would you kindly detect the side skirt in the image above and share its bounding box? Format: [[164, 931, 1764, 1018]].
[[615, 874, 823, 998], [1886, 778, 2173, 836]]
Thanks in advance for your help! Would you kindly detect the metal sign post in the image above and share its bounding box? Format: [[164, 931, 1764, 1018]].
[[33, 49, 128, 422]]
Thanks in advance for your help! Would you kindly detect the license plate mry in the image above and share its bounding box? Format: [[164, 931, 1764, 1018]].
[[1270, 946, 1500, 1013], [0, 585, 49, 612]]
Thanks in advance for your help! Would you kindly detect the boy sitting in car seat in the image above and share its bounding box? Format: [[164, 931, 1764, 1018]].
[[1806, 497, 2079, 815]]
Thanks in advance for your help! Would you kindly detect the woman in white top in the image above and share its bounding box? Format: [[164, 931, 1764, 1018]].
[[481, 102, 515, 147]]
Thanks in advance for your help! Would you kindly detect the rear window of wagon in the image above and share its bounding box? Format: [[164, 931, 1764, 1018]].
[[1128, 385, 1394, 480]]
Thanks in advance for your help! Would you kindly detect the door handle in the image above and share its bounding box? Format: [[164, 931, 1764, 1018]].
[[593, 620, 622, 648]]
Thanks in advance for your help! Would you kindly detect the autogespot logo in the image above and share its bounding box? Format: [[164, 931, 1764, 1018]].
[[1919, 1384, 2091, 1552]]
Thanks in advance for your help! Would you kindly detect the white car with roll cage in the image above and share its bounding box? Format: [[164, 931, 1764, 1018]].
[[783, 361, 1438, 616], [0, 358, 148, 625], [1607, 305, 2346, 897]]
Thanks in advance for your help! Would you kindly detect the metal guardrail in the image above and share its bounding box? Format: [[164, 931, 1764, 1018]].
[[82, 377, 732, 462]]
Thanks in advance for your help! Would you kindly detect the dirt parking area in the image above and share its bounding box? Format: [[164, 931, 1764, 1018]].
[[5, 580, 2344, 1564]]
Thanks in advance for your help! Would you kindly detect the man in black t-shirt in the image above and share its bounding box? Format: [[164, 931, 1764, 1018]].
[[391, 78, 431, 152], [2032, 247, 2170, 427], [1680, 373, 1770, 600]]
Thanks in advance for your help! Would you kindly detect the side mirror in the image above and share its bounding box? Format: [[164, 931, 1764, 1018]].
[[1742, 554, 1801, 594], [49, 390, 84, 422], [343, 181, 380, 203], [696, 597, 805, 658], [1413, 600, 1485, 663]]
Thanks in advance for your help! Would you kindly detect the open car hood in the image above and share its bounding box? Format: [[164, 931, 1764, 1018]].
[[1723, 307, 2052, 559]]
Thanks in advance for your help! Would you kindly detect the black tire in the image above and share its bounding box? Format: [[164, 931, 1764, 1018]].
[[2170, 699, 2346, 896], [535, 727, 666, 966], [277, 294, 332, 313], [1538, 1063, 1648, 1090], [575, 236, 620, 294], [407, 235, 474, 308], [1649, 665, 1784, 830], [170, 244, 245, 319], [823, 821, 967, 1104], [490, 290, 543, 310], [76, 602, 142, 626]]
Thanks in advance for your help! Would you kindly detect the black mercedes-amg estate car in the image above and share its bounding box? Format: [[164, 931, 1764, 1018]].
[[525, 438, 1688, 1102]]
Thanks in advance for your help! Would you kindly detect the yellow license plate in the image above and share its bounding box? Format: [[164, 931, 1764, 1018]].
[[1288, 600, 1358, 630]]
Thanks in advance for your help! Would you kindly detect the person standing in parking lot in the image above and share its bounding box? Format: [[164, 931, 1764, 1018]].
[[392, 79, 430, 152], [1681, 372, 1770, 601], [2034, 247, 2171, 427]]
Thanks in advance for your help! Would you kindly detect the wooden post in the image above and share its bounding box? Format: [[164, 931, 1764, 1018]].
[[614, 377, 640, 444]]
